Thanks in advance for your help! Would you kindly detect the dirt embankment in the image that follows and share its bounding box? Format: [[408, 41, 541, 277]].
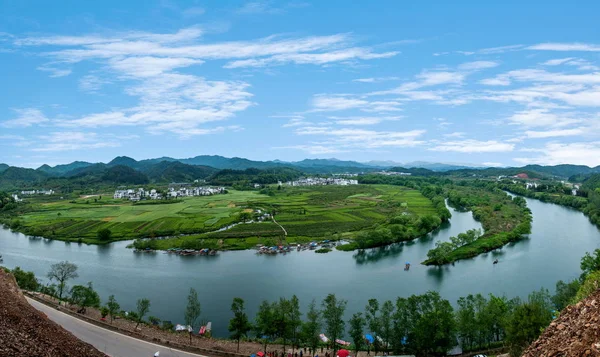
[[523, 289, 600, 357], [0, 270, 107, 357]]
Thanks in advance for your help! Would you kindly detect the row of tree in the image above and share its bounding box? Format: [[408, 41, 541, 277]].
[[7, 255, 598, 357]]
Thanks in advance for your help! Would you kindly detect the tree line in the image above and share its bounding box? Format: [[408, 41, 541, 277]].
[[7, 253, 600, 357]]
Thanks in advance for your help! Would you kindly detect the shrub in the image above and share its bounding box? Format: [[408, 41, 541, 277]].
[[148, 316, 161, 326], [100, 306, 109, 318]]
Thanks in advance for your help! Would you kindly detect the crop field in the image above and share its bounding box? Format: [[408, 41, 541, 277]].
[[12, 185, 437, 247]]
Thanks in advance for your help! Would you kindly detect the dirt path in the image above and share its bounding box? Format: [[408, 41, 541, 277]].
[[272, 215, 287, 236]]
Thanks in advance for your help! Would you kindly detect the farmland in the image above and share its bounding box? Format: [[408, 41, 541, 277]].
[[3, 185, 440, 250]]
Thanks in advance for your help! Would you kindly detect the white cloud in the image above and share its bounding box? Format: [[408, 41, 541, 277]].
[[2, 108, 50, 127], [444, 132, 465, 138], [528, 43, 600, 52], [429, 139, 514, 153], [277, 145, 346, 154], [310, 95, 402, 113], [36, 66, 72, 77], [108, 56, 203, 77], [292, 126, 426, 151], [507, 108, 580, 128], [482, 162, 505, 167], [479, 76, 511, 86], [32, 131, 121, 152], [224, 48, 398, 68], [328, 116, 401, 126], [457, 61, 499, 71], [541, 58, 575, 66], [515, 142, 600, 166], [237, 1, 284, 15], [79, 75, 110, 92], [524, 128, 586, 138], [352, 76, 400, 83], [58, 73, 254, 137]]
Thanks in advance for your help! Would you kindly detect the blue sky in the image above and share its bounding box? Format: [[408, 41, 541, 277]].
[[1, 0, 600, 168]]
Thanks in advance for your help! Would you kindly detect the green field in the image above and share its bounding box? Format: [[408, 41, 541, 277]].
[[8, 185, 438, 248]]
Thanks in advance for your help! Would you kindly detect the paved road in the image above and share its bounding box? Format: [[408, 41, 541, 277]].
[[27, 297, 208, 357]]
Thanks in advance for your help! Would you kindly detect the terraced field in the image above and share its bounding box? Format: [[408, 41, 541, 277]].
[[11, 185, 438, 248]]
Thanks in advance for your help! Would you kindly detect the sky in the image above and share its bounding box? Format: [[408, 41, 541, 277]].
[[1, 0, 600, 168]]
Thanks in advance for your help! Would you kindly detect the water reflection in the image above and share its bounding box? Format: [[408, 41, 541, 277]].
[[353, 244, 405, 265]]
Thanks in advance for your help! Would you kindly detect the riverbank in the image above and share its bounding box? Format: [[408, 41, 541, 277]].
[[25, 290, 381, 357]]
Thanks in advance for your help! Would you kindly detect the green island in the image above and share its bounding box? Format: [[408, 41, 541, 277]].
[[1, 184, 449, 252]]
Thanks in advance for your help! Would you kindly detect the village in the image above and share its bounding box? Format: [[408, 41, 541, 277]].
[[113, 186, 226, 201], [285, 177, 359, 187]]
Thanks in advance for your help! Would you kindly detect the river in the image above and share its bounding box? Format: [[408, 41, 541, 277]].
[[1, 195, 599, 337]]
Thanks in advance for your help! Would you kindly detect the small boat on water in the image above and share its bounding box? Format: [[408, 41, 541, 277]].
[[404, 262, 411, 271]]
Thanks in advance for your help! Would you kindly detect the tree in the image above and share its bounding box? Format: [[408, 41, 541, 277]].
[[274, 298, 292, 353], [290, 295, 302, 352], [97, 228, 112, 241], [349, 312, 366, 355], [106, 295, 120, 324], [69, 282, 100, 314], [255, 300, 277, 353], [184, 288, 202, 344], [456, 295, 477, 350], [505, 289, 553, 357], [135, 298, 151, 330], [301, 299, 321, 357], [580, 248, 600, 280], [47, 261, 78, 300], [552, 279, 581, 311], [379, 300, 394, 351], [11, 266, 39, 291], [365, 299, 381, 355], [406, 292, 456, 356], [229, 298, 252, 352], [322, 294, 347, 357]]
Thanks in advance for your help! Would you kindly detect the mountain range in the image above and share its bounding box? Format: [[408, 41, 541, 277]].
[[1, 155, 600, 191]]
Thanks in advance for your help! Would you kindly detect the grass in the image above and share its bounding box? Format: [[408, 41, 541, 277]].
[[11, 185, 439, 249]]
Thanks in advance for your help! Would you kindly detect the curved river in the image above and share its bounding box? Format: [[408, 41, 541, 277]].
[[1, 196, 600, 337]]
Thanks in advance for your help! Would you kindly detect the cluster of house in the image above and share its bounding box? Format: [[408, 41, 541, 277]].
[[12, 194, 21, 202], [20, 189, 54, 195], [113, 188, 160, 201], [113, 186, 226, 201], [285, 177, 359, 187], [166, 186, 225, 198]]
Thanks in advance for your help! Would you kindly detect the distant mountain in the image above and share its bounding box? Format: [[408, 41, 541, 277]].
[[142, 161, 217, 182], [178, 155, 288, 170], [364, 160, 480, 171], [388, 167, 438, 176], [37, 161, 93, 176], [0, 164, 9, 173], [0, 167, 49, 189], [101, 165, 148, 185], [107, 156, 140, 169], [294, 158, 373, 168]]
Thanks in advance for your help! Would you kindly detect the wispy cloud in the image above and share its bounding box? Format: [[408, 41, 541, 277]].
[[2, 108, 50, 128], [528, 43, 600, 52], [429, 139, 514, 153], [32, 131, 121, 152], [515, 142, 600, 166]]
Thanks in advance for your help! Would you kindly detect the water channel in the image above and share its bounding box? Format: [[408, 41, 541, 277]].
[[1, 196, 600, 337]]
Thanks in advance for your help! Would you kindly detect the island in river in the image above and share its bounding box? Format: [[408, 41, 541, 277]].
[[0, 184, 450, 252]]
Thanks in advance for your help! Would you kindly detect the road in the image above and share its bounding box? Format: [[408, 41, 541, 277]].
[[27, 297, 208, 357]]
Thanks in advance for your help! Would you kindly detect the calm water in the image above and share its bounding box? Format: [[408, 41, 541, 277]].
[[2, 196, 600, 337]]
